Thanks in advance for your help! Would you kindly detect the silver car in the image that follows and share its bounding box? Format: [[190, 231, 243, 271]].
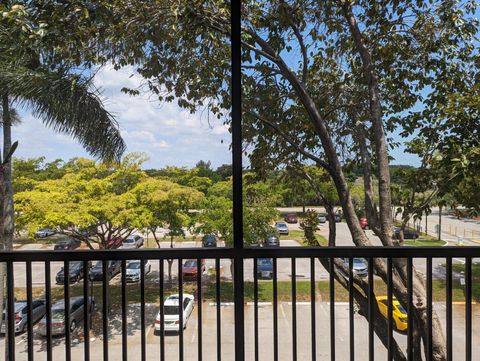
[[339, 258, 368, 278], [122, 235, 144, 248], [1, 300, 46, 334], [37, 296, 95, 336], [126, 260, 152, 282]]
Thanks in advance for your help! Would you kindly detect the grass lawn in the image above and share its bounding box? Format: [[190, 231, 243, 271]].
[[403, 239, 447, 247], [15, 274, 471, 305], [279, 229, 328, 246]]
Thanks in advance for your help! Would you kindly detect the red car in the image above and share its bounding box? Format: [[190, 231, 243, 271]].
[[182, 259, 206, 280], [284, 214, 298, 224], [360, 218, 368, 230]]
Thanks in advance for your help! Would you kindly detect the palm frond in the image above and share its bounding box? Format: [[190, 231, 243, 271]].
[[0, 65, 126, 161]]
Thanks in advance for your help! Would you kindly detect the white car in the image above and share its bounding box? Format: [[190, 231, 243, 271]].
[[122, 235, 144, 249], [125, 260, 152, 282], [154, 294, 195, 333]]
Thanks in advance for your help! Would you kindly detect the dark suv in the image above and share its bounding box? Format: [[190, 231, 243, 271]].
[[54, 239, 81, 250], [89, 260, 122, 281], [202, 234, 217, 247], [56, 261, 87, 284]]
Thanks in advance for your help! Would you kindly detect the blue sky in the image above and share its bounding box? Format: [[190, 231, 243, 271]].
[[13, 65, 418, 169]]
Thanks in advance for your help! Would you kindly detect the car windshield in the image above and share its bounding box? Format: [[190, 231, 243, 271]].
[[258, 259, 272, 266], [353, 258, 366, 266], [164, 306, 179, 315], [127, 262, 141, 269], [51, 309, 65, 320], [276, 223, 287, 228], [396, 304, 407, 314], [123, 238, 135, 243], [184, 260, 197, 267], [203, 235, 215, 241]]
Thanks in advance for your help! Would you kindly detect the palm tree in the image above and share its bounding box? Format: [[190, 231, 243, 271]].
[[0, 64, 126, 247], [0, 64, 126, 348]]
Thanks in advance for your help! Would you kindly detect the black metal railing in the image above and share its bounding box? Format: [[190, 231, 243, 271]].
[[1, 246, 479, 361]]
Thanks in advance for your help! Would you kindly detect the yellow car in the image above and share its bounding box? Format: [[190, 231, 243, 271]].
[[376, 296, 408, 332]]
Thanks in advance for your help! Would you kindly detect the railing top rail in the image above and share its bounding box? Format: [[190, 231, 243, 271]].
[[0, 246, 479, 262]]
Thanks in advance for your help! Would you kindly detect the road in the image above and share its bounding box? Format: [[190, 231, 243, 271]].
[[12, 219, 467, 287], [2, 302, 477, 361]]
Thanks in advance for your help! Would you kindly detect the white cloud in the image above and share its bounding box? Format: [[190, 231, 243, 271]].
[[12, 65, 232, 168]]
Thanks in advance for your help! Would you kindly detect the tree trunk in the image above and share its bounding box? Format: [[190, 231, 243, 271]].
[[325, 204, 336, 247], [2, 94, 13, 250], [338, 3, 446, 358]]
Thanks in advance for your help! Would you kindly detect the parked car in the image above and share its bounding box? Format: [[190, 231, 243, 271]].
[[262, 235, 280, 247], [284, 213, 298, 224], [53, 239, 81, 251], [202, 234, 217, 247], [89, 260, 122, 281], [393, 227, 419, 240], [106, 236, 123, 249], [317, 214, 327, 223], [182, 259, 206, 280], [34, 228, 55, 238], [359, 218, 369, 230], [56, 261, 87, 284], [256, 258, 273, 279], [376, 296, 408, 332], [275, 222, 289, 235], [334, 214, 342, 222], [126, 260, 152, 282], [1, 300, 46, 334], [339, 258, 368, 278], [37, 296, 95, 336], [122, 235, 144, 249], [154, 294, 195, 333]]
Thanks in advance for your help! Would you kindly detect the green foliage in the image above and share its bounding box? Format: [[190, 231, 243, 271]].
[[299, 210, 320, 246]]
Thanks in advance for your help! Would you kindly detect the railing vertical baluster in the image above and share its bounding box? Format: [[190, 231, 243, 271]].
[[329, 257, 335, 361], [140, 259, 146, 361], [273, 257, 278, 361], [102, 260, 109, 361], [348, 257, 354, 361], [26, 261, 33, 361], [121, 259, 127, 361], [426, 257, 432, 361], [64, 261, 71, 361], [197, 258, 203, 361], [6, 261, 15, 361], [215, 258, 222, 361], [254, 258, 259, 361], [159, 260, 165, 361], [310, 257, 316, 361], [83, 260, 90, 361], [368, 258, 374, 361], [45, 261, 52, 361], [446, 258, 452, 361], [292, 257, 297, 361], [179, 259, 184, 361], [465, 257, 472, 361], [387, 258, 393, 361], [407, 258, 413, 361]]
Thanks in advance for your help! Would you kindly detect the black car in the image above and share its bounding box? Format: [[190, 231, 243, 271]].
[[56, 261, 87, 284], [54, 239, 81, 251], [202, 234, 217, 247], [393, 227, 419, 240], [262, 235, 280, 247], [89, 260, 122, 281]]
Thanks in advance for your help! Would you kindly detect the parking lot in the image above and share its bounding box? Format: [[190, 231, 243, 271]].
[[2, 301, 479, 360]]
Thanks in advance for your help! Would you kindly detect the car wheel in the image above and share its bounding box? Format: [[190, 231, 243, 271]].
[[70, 320, 76, 332]]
